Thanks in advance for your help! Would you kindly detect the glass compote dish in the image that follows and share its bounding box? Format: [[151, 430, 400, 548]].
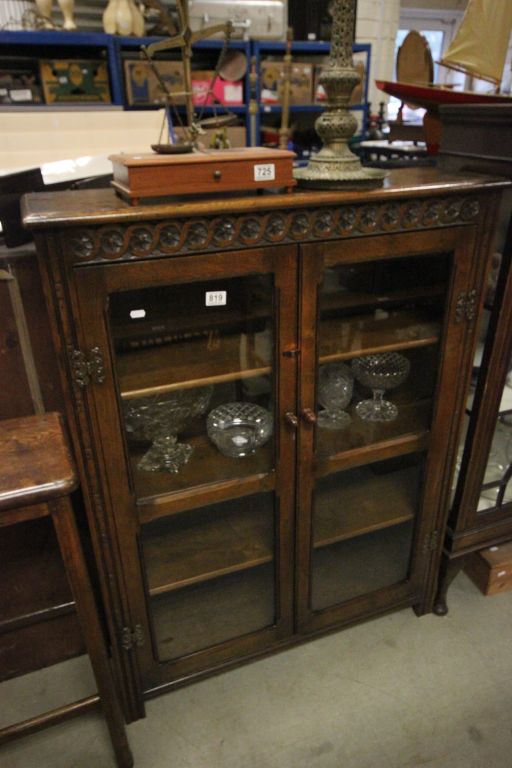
[[123, 385, 213, 473], [317, 362, 354, 429], [207, 402, 273, 458], [351, 352, 410, 422]]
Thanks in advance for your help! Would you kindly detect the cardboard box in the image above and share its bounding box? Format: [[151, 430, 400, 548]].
[[191, 71, 243, 106], [40, 60, 111, 104], [464, 541, 512, 596], [260, 61, 313, 105], [0, 65, 42, 105], [124, 60, 185, 106]]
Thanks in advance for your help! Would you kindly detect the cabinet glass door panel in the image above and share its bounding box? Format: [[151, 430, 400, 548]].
[[311, 454, 423, 610], [316, 254, 450, 462], [475, 419, 512, 513], [108, 275, 275, 502], [141, 492, 276, 661]]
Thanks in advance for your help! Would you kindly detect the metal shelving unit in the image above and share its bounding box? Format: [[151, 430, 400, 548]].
[[0, 31, 371, 150]]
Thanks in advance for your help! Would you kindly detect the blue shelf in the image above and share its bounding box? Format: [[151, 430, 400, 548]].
[[0, 31, 371, 148]]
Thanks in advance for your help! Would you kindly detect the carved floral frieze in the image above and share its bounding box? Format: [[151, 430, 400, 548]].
[[65, 196, 480, 263]]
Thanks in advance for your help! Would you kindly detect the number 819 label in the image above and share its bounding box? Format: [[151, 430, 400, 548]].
[[205, 290, 227, 307], [254, 163, 276, 182]]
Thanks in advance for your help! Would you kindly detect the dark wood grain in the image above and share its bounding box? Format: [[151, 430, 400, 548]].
[[25, 168, 506, 709], [0, 413, 77, 512], [22, 168, 510, 229]]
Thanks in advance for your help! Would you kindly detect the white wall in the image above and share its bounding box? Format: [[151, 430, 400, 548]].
[[356, 0, 401, 108], [0, 109, 165, 172]]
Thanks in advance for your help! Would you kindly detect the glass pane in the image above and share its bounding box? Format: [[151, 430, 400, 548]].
[[477, 419, 512, 513], [141, 492, 276, 661], [108, 275, 275, 502], [316, 254, 450, 461], [311, 454, 423, 611]]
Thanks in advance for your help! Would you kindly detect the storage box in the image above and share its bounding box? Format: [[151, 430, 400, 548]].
[[124, 60, 185, 106], [0, 63, 42, 104], [260, 61, 313, 105], [464, 541, 512, 596], [40, 59, 111, 104], [191, 71, 243, 106], [109, 147, 296, 204]]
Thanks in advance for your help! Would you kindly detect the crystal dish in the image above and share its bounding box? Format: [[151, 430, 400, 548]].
[[207, 402, 273, 458]]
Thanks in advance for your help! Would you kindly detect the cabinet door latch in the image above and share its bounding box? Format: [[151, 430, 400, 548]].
[[71, 347, 106, 387], [121, 625, 145, 651], [422, 530, 439, 555], [455, 289, 477, 324]]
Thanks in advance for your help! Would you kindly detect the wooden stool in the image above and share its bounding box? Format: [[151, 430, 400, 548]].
[[0, 413, 133, 768]]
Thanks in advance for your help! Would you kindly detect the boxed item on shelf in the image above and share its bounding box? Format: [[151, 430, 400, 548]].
[[0, 69, 42, 104], [260, 60, 313, 105], [191, 70, 244, 106], [40, 59, 111, 104], [124, 60, 185, 106], [464, 541, 512, 596]]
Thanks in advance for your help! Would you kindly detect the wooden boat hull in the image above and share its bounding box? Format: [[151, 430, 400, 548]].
[[376, 80, 512, 111]]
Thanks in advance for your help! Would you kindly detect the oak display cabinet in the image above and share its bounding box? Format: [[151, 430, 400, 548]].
[[23, 168, 507, 720]]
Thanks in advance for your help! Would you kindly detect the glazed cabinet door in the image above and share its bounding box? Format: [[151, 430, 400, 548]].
[[72, 245, 297, 690], [296, 227, 477, 633], [450, 220, 512, 548]]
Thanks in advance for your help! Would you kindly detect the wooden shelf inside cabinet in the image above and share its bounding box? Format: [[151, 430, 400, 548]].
[[319, 284, 445, 314], [117, 334, 270, 399], [142, 506, 274, 596], [313, 465, 419, 549], [133, 434, 274, 520], [319, 309, 440, 363], [316, 399, 432, 476]]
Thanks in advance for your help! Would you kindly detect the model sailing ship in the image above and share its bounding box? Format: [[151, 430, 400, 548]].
[[376, 0, 512, 111]]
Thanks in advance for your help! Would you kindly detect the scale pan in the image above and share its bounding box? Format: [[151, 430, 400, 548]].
[[199, 114, 238, 129], [219, 50, 248, 82], [151, 142, 194, 154]]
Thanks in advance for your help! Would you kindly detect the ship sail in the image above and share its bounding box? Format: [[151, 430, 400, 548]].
[[439, 0, 512, 85]]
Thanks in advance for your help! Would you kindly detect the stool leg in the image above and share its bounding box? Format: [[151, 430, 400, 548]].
[[49, 497, 134, 768]]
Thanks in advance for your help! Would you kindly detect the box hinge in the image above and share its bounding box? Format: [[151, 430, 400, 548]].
[[121, 625, 145, 652], [71, 347, 106, 387], [423, 530, 439, 555]]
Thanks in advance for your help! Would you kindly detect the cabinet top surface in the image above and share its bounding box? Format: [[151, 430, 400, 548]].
[[22, 167, 509, 230]]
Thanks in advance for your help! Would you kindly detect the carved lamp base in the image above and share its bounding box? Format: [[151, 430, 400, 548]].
[[294, 155, 387, 189]]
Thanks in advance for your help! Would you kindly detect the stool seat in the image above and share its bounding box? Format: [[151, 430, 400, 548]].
[[0, 413, 77, 511], [0, 412, 133, 767]]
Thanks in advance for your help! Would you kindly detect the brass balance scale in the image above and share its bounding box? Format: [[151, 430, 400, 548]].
[[141, 0, 241, 153]]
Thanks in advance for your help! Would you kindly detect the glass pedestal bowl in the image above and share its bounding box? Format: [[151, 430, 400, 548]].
[[123, 385, 213, 473], [207, 402, 273, 458], [317, 362, 354, 430], [351, 352, 410, 423]]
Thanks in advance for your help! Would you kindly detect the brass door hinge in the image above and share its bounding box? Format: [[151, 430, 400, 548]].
[[121, 625, 145, 652], [422, 530, 439, 555], [455, 289, 477, 324], [71, 347, 106, 387]]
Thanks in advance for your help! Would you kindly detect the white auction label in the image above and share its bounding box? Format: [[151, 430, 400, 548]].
[[205, 290, 227, 307], [254, 163, 276, 182]]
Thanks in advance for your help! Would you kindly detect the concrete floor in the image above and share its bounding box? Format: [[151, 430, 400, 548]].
[[1, 572, 512, 768]]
